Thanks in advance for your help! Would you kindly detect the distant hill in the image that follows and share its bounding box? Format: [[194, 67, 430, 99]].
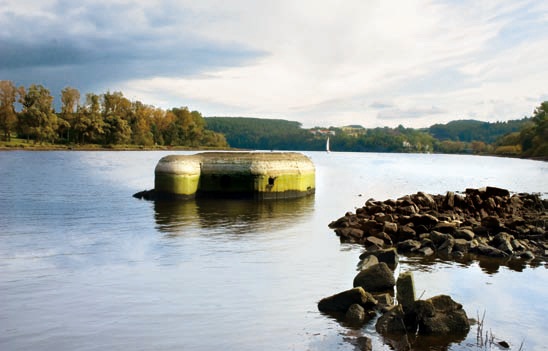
[[205, 115, 541, 156], [205, 117, 323, 150], [428, 118, 530, 143]]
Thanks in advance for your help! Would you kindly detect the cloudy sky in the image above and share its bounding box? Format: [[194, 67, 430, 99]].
[[1, 0, 547, 128]]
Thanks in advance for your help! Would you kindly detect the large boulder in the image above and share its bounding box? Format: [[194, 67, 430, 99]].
[[413, 295, 470, 335], [375, 305, 411, 334], [353, 262, 396, 293], [318, 287, 377, 313]]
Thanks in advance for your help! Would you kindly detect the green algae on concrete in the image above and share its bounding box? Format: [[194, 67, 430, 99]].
[[154, 152, 315, 199]]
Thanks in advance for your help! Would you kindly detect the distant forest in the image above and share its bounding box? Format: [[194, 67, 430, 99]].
[[206, 113, 545, 157], [0, 81, 546, 158]]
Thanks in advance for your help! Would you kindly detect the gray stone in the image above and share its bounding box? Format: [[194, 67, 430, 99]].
[[383, 221, 398, 235], [336, 227, 364, 240], [445, 191, 455, 208], [418, 246, 435, 256], [318, 287, 377, 313], [374, 293, 394, 310], [375, 305, 409, 334], [345, 303, 366, 324], [433, 222, 458, 234], [410, 213, 439, 227], [396, 272, 415, 311], [472, 244, 509, 258], [355, 336, 372, 351], [353, 262, 396, 293], [453, 238, 471, 253], [438, 237, 455, 256], [374, 248, 399, 270], [481, 216, 502, 230], [520, 251, 535, 260], [365, 236, 385, 248], [454, 228, 475, 241], [397, 239, 421, 253], [414, 295, 470, 335], [398, 224, 417, 240], [357, 254, 379, 271]]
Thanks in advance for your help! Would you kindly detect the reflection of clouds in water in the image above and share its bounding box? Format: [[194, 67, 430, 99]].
[[400, 260, 547, 350], [154, 196, 315, 236]]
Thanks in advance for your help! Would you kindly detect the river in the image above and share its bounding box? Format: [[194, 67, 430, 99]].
[[0, 151, 546, 350]]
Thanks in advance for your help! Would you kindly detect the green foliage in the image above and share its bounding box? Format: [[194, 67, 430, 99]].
[[205, 117, 323, 150], [429, 119, 530, 143], [3, 80, 545, 158], [2, 81, 227, 149], [0, 80, 21, 141], [19, 84, 59, 143], [519, 101, 548, 157]]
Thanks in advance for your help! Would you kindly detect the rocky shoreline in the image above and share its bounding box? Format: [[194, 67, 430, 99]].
[[329, 186, 547, 263], [318, 187, 547, 350]]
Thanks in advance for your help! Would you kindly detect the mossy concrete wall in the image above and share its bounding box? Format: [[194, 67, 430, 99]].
[[154, 152, 315, 199]]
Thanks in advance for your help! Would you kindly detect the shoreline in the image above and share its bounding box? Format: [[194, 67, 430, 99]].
[[1, 143, 546, 161]]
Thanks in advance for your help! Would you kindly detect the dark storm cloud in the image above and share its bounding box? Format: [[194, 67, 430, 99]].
[[0, 1, 263, 97]]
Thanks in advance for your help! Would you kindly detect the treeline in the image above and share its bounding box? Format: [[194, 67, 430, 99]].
[[0, 81, 227, 148], [494, 102, 548, 158], [428, 119, 529, 144], [205, 117, 324, 150], [1, 80, 545, 158], [207, 101, 547, 158]]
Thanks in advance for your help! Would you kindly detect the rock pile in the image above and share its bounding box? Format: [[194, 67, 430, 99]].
[[318, 248, 470, 348], [318, 187, 546, 349], [329, 187, 547, 261]]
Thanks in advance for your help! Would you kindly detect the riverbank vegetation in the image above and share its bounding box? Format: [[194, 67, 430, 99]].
[[1, 80, 546, 158], [0, 81, 228, 149]]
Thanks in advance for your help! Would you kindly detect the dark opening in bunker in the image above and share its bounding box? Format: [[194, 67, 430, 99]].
[[220, 175, 231, 188], [268, 176, 275, 186]]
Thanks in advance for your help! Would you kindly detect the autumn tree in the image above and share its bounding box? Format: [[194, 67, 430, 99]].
[[19, 84, 59, 143], [60, 87, 80, 142], [74, 93, 104, 143], [131, 101, 155, 146], [102, 91, 132, 144], [0, 80, 20, 141]]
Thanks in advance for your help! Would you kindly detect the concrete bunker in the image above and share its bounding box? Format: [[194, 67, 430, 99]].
[[153, 152, 315, 200]]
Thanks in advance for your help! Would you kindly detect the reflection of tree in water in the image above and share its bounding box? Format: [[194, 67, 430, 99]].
[[154, 196, 315, 235], [399, 253, 543, 275]]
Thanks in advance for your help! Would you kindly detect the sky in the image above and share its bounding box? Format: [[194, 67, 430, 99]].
[[1, 0, 547, 128]]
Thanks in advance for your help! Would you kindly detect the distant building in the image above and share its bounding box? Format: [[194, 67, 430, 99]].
[[309, 129, 336, 136], [341, 125, 365, 137]]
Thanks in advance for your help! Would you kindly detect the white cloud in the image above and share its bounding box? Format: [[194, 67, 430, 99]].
[[3, 0, 548, 127]]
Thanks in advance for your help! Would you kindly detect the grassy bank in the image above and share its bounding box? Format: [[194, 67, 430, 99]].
[[0, 138, 232, 152]]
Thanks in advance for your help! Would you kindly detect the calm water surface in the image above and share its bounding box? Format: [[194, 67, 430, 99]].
[[0, 151, 546, 350]]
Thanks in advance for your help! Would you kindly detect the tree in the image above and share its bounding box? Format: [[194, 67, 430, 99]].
[[74, 93, 104, 144], [20, 84, 58, 143], [102, 91, 132, 145], [520, 101, 548, 157], [0, 80, 19, 141], [60, 87, 80, 142]]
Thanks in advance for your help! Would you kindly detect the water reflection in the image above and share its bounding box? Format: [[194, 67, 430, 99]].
[[154, 195, 315, 235], [398, 252, 545, 276]]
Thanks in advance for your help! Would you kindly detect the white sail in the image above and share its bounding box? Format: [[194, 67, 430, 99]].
[[326, 137, 330, 153]]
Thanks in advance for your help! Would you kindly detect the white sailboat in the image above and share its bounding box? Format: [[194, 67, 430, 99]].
[[326, 136, 330, 153]]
